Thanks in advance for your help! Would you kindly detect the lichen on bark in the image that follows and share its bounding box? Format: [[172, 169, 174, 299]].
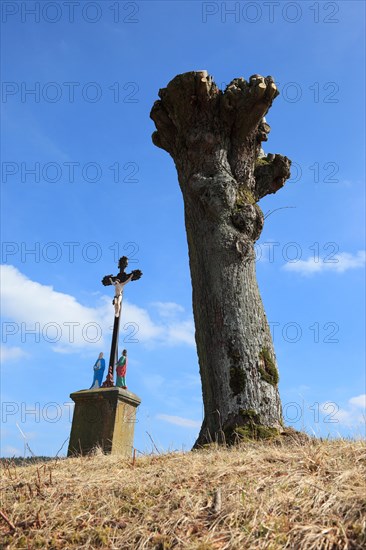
[[150, 71, 292, 447]]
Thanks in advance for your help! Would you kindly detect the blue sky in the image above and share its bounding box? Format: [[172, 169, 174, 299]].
[[1, 0, 365, 457]]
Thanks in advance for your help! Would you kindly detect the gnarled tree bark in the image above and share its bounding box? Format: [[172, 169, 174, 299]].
[[150, 71, 291, 447]]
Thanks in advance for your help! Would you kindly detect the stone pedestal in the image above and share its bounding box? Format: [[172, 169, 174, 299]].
[[67, 387, 141, 457]]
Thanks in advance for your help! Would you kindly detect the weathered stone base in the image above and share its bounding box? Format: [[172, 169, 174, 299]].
[[67, 387, 141, 457]]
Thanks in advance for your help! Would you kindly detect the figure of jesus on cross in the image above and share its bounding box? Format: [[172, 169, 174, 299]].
[[101, 256, 142, 387], [109, 276, 132, 318]]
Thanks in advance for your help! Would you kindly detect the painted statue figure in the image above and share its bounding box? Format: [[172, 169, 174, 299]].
[[109, 274, 133, 318], [116, 349, 128, 389], [90, 352, 106, 389]]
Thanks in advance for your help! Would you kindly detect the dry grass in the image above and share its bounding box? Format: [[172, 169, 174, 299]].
[[1, 438, 365, 549]]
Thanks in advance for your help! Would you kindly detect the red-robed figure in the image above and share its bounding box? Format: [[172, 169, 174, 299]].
[[116, 349, 128, 389]]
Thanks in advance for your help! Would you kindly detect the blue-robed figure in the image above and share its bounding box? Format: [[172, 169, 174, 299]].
[[90, 352, 106, 389]]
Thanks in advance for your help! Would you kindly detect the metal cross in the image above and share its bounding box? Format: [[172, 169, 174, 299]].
[[101, 256, 142, 387]]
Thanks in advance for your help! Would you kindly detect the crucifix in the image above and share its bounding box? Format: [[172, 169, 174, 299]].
[[101, 256, 142, 387]]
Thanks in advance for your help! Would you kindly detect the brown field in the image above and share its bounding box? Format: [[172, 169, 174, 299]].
[[1, 437, 365, 549]]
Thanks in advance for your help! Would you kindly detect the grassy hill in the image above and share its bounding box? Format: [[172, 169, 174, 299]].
[[1, 437, 365, 549]]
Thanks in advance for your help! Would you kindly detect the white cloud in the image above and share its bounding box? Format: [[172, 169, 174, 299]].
[[1, 264, 110, 352], [164, 319, 195, 346], [0, 265, 195, 354], [151, 302, 185, 318], [0, 346, 28, 363], [149, 302, 195, 346], [320, 395, 366, 431], [157, 414, 201, 429], [349, 394, 366, 409], [283, 250, 365, 275]]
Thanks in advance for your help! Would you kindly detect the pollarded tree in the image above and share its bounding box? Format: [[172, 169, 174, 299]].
[[150, 71, 291, 446]]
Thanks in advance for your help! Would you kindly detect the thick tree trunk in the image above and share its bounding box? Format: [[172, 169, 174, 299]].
[[150, 71, 291, 446]]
